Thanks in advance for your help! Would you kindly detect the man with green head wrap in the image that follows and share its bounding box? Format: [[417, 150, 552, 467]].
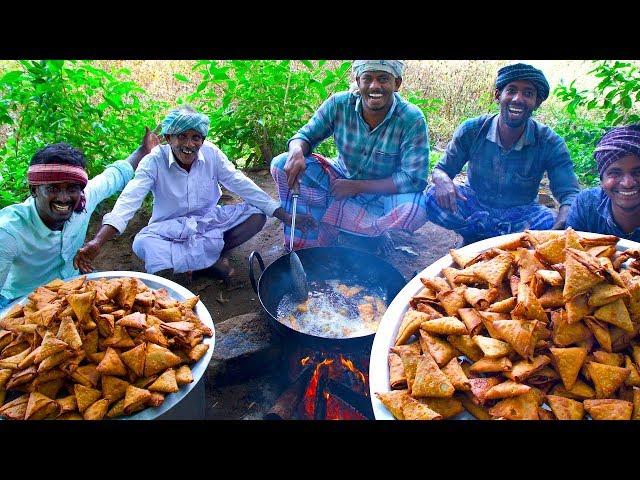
[[75, 105, 300, 284]]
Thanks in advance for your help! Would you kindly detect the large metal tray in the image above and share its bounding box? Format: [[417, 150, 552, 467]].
[[368, 232, 640, 420], [1, 271, 215, 420]]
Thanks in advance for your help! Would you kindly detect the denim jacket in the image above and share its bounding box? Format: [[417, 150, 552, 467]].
[[436, 114, 580, 209]]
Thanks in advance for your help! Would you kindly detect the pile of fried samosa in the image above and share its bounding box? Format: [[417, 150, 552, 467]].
[[0, 276, 211, 420], [377, 228, 640, 420]]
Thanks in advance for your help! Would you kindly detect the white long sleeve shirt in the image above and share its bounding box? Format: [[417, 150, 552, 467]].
[[102, 141, 280, 234], [0, 160, 134, 300]]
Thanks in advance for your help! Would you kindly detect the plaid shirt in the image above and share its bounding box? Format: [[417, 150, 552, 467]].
[[289, 91, 429, 193], [436, 114, 580, 209], [566, 186, 640, 242]]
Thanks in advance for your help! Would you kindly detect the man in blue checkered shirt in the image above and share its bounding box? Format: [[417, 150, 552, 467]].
[[270, 60, 430, 254], [425, 63, 581, 246]]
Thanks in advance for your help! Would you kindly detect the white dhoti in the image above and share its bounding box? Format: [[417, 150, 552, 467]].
[[132, 203, 262, 274]]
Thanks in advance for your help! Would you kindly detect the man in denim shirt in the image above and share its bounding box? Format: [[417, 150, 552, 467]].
[[567, 125, 640, 242], [425, 63, 580, 245]]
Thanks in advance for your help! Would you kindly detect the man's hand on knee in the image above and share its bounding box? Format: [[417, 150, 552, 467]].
[[273, 207, 317, 232], [294, 213, 318, 232], [330, 178, 362, 200], [432, 170, 465, 213], [551, 205, 570, 230]]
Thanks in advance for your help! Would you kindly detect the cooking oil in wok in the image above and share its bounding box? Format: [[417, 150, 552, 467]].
[[276, 280, 387, 339]]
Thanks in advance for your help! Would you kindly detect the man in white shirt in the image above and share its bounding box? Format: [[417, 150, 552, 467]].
[[74, 105, 314, 284]]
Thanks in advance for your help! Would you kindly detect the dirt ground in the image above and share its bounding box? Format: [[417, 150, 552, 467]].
[[88, 169, 460, 325]]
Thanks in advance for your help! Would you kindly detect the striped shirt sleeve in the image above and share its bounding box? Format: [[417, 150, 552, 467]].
[[392, 114, 430, 193]]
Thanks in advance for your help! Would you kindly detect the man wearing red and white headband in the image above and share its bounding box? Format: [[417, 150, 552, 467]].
[[0, 128, 159, 308]]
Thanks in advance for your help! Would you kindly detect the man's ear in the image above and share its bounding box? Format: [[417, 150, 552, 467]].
[[494, 88, 501, 102], [394, 77, 402, 91], [30, 185, 37, 197], [164, 134, 172, 143]]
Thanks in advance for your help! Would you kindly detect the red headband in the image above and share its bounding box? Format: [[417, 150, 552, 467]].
[[28, 164, 88, 213], [27, 164, 88, 187]]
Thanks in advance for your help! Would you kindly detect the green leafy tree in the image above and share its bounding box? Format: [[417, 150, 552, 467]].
[[181, 60, 352, 168], [0, 60, 167, 208]]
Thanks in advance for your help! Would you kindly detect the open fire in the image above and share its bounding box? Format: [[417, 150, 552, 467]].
[[265, 344, 374, 420]]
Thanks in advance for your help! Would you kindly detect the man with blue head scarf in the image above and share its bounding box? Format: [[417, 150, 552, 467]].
[[270, 60, 430, 254], [566, 125, 640, 241], [424, 62, 581, 246], [75, 105, 299, 284]]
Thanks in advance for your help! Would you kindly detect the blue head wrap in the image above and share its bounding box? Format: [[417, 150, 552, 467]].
[[495, 63, 550, 103], [594, 125, 640, 177], [161, 107, 210, 137]]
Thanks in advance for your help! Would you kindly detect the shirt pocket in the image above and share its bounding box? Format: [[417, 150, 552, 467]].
[[197, 178, 219, 206], [373, 150, 400, 176], [506, 170, 541, 202]]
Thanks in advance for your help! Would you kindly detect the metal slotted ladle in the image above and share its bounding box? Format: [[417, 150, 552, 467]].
[[288, 187, 309, 302]]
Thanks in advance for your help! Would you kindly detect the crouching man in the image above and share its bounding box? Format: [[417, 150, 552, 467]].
[[567, 125, 640, 241], [75, 105, 304, 285]]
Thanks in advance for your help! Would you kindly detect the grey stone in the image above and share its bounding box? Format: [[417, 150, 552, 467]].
[[207, 312, 283, 387]]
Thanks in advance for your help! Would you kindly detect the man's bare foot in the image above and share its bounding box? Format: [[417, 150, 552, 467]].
[[197, 256, 242, 289], [172, 270, 193, 286]]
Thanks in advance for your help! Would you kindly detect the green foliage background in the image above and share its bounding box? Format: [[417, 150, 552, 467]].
[[0, 60, 167, 207], [0, 59, 638, 210]]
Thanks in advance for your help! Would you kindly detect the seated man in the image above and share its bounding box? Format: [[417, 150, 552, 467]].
[[75, 105, 299, 284], [270, 60, 430, 254], [0, 129, 157, 309], [566, 125, 640, 241], [425, 63, 581, 245]]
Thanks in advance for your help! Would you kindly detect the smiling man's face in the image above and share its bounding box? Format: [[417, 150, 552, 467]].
[[495, 79, 540, 129], [602, 154, 640, 213], [166, 129, 204, 166], [356, 70, 402, 114], [32, 182, 82, 230]]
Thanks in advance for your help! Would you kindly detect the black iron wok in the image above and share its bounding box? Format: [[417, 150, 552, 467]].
[[248, 246, 407, 351]]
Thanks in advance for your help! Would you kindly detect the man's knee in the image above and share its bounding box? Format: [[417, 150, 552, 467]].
[[132, 234, 160, 260], [270, 152, 288, 173], [250, 213, 267, 233], [131, 234, 145, 258]]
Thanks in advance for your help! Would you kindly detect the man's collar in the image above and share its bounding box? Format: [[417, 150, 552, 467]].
[[487, 115, 536, 151], [167, 145, 205, 168]]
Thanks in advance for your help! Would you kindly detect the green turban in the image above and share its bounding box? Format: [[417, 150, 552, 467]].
[[161, 108, 210, 137]]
